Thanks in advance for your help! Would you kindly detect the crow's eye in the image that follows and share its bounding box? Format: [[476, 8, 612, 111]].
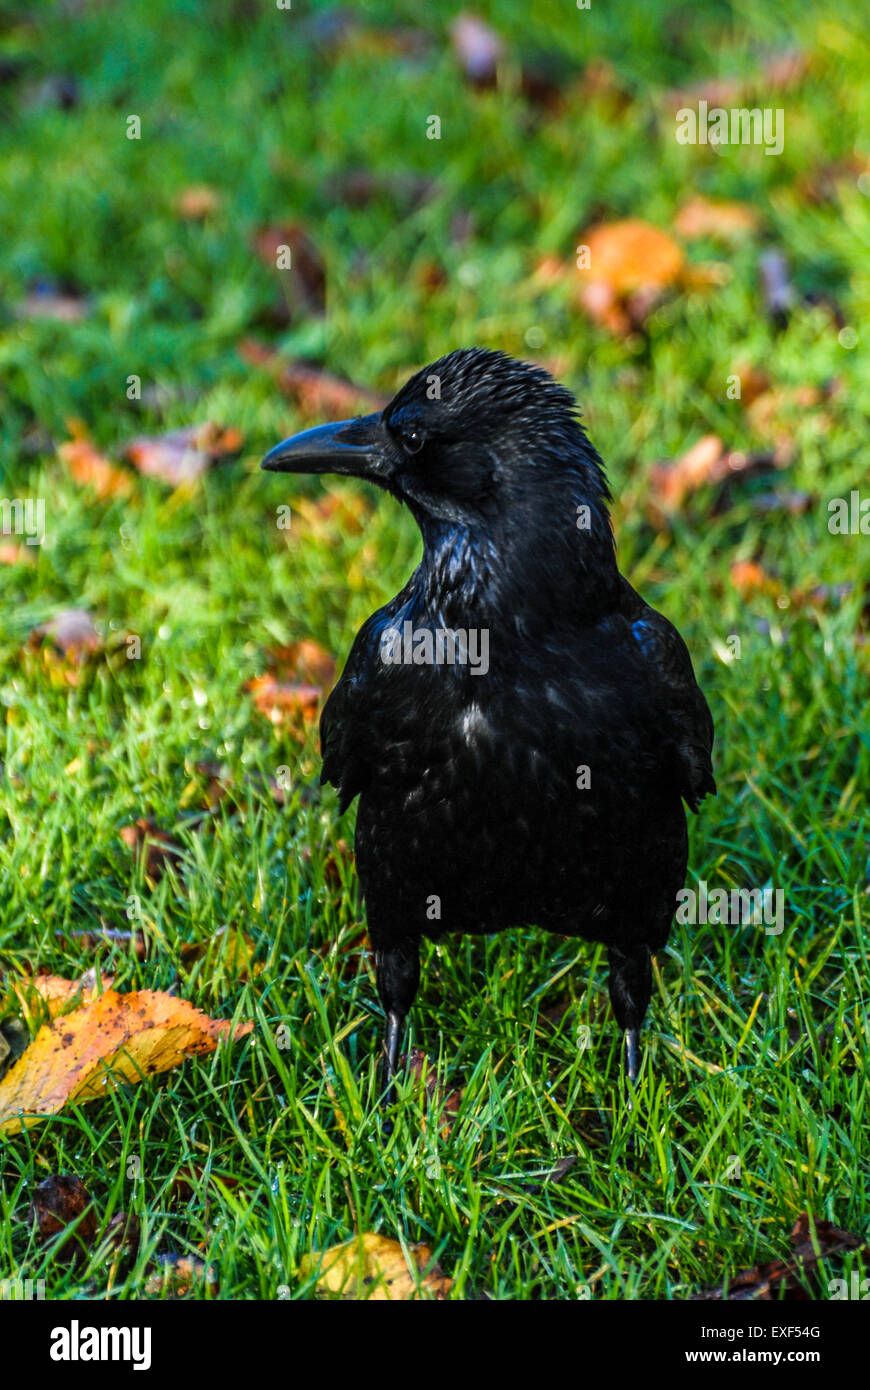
[[401, 429, 425, 455]]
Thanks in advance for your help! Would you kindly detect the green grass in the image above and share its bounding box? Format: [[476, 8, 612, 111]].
[[0, 0, 868, 1299]]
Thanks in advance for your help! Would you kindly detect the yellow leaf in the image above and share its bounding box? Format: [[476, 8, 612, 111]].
[[300, 1233, 453, 1300], [0, 987, 252, 1135]]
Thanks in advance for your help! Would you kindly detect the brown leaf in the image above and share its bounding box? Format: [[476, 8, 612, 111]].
[[28, 610, 103, 685], [578, 220, 689, 334], [252, 223, 326, 315], [269, 639, 336, 688], [58, 424, 134, 500], [693, 1213, 863, 1300], [405, 1048, 463, 1136], [119, 818, 182, 880], [174, 184, 221, 220], [238, 340, 388, 418], [301, 1233, 452, 1300], [0, 987, 253, 1135], [449, 14, 504, 87], [730, 362, 772, 408], [29, 1174, 97, 1263], [729, 559, 778, 599], [674, 196, 760, 242], [647, 437, 783, 523], [583, 219, 685, 295], [245, 676, 321, 731], [124, 422, 243, 487]]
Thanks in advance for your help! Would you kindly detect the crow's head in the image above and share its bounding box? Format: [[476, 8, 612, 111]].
[[262, 348, 610, 534]]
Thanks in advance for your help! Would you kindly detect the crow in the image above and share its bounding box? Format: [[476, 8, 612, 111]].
[[262, 348, 715, 1113]]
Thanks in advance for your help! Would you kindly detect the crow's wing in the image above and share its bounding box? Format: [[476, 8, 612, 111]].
[[622, 584, 716, 812], [320, 632, 374, 814]]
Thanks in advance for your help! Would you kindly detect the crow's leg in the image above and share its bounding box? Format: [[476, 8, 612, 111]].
[[607, 944, 652, 1092], [374, 937, 420, 1130]]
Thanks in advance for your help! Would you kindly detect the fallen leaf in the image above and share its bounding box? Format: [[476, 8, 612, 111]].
[[693, 1213, 863, 1300], [253, 223, 326, 316], [174, 184, 221, 219], [674, 196, 760, 242], [647, 436, 784, 523], [578, 220, 688, 333], [449, 13, 504, 87], [245, 675, 321, 731], [0, 543, 36, 565], [239, 340, 388, 418], [119, 818, 182, 880], [29, 1175, 97, 1264], [58, 424, 133, 500], [13, 967, 114, 1023], [730, 362, 772, 408], [29, 608, 101, 659], [729, 559, 779, 599], [583, 219, 685, 295], [124, 422, 243, 487], [405, 1048, 463, 1136], [268, 640, 336, 688], [0, 987, 252, 1135], [301, 1233, 452, 1300]]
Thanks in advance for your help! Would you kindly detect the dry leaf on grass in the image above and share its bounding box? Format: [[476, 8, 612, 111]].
[[301, 1233, 453, 1300], [405, 1047, 463, 1136], [174, 185, 221, 220], [11, 967, 114, 1025], [119, 817, 182, 880], [124, 422, 243, 487], [27, 609, 103, 686], [0, 543, 36, 566], [238, 340, 388, 418], [252, 223, 326, 316], [674, 195, 760, 242], [693, 1214, 863, 1300], [0, 986, 253, 1135], [29, 1174, 97, 1264], [646, 436, 783, 523], [245, 640, 335, 735], [58, 423, 133, 500], [577, 220, 698, 334], [729, 559, 780, 600]]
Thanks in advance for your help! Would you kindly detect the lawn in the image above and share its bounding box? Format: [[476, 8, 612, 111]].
[[0, 0, 868, 1300]]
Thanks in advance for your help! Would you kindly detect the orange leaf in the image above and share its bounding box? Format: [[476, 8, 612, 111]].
[[301, 1233, 452, 1300], [0, 988, 252, 1135], [674, 196, 760, 242], [58, 429, 133, 500]]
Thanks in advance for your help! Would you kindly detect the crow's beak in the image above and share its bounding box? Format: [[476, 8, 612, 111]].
[[260, 412, 386, 479]]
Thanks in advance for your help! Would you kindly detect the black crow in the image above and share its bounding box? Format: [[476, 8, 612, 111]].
[[262, 348, 715, 1112]]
